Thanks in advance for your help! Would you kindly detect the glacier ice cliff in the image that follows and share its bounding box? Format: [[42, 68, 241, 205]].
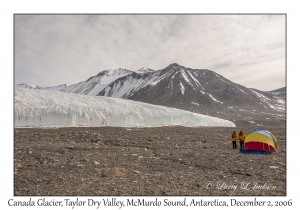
[[14, 88, 235, 127]]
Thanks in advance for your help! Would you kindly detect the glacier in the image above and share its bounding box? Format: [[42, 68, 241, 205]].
[[14, 88, 235, 127]]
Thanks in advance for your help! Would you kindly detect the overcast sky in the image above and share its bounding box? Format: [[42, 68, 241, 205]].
[[15, 14, 285, 91]]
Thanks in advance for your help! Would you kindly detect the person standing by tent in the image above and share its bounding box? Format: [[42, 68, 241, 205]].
[[231, 131, 238, 149], [239, 131, 245, 150]]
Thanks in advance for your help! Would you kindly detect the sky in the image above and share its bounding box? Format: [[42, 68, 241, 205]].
[[14, 14, 285, 91]]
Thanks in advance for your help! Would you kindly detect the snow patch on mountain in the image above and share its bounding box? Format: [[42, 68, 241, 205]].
[[14, 88, 235, 128], [236, 86, 247, 95], [171, 71, 179, 79], [108, 75, 158, 98], [87, 69, 132, 95], [187, 71, 205, 90], [62, 68, 133, 96], [180, 68, 194, 89], [180, 82, 185, 95], [151, 76, 164, 86], [102, 71, 170, 98], [250, 89, 285, 111], [191, 102, 200, 106], [208, 94, 223, 104]]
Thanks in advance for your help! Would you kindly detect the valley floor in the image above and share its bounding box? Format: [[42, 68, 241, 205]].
[[14, 124, 286, 196]]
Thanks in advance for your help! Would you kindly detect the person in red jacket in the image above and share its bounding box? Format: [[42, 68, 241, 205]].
[[239, 131, 245, 149], [231, 131, 238, 149]]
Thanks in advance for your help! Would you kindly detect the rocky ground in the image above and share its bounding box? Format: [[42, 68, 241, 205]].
[[14, 121, 286, 196]]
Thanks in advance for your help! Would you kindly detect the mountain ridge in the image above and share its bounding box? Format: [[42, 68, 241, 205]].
[[15, 63, 285, 124]]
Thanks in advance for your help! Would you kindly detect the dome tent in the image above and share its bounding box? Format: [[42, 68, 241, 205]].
[[243, 130, 279, 153]]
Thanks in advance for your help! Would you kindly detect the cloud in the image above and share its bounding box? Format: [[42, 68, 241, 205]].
[[14, 14, 285, 91]]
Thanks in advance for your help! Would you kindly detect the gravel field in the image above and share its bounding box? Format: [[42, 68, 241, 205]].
[[14, 122, 286, 196]]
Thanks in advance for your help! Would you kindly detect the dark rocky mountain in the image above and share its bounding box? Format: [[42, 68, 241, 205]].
[[265, 87, 286, 99], [251, 87, 286, 100], [98, 63, 285, 125]]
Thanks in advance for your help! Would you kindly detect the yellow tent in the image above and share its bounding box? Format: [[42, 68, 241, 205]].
[[244, 130, 279, 152]]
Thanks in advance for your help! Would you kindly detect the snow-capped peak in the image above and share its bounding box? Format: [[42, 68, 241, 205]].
[[62, 68, 133, 96], [136, 67, 155, 74], [106, 68, 133, 76]]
